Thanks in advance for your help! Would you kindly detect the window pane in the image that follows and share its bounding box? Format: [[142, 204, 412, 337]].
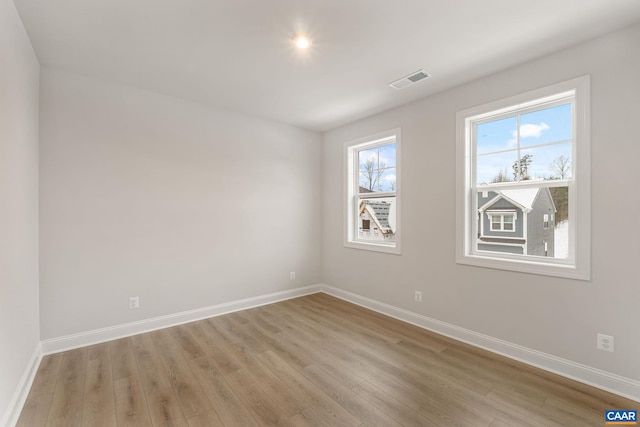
[[378, 143, 396, 167], [520, 142, 572, 180], [359, 149, 378, 171], [359, 171, 376, 192], [503, 216, 514, 230], [519, 103, 572, 148], [357, 197, 396, 242], [379, 168, 396, 192], [358, 143, 396, 193], [549, 186, 569, 259], [476, 151, 518, 184], [476, 116, 518, 155], [476, 186, 568, 259]]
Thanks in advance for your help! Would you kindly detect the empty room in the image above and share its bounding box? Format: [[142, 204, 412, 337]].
[[2, 0, 640, 426]]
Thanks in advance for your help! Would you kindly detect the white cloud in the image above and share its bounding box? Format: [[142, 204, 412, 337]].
[[507, 121, 550, 146], [359, 150, 378, 165], [519, 122, 550, 138]]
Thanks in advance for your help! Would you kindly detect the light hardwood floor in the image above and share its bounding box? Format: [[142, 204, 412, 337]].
[[17, 293, 639, 426]]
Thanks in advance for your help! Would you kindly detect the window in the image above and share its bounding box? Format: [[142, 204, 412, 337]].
[[456, 76, 590, 279], [489, 213, 515, 232], [345, 129, 401, 254]]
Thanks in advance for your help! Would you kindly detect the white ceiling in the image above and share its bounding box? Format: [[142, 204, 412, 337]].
[[13, 0, 640, 132]]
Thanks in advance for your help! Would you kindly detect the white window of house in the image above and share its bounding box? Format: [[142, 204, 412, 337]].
[[456, 76, 590, 280], [345, 128, 401, 254], [489, 213, 515, 232]]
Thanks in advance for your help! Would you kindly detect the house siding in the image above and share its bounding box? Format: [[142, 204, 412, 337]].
[[526, 188, 556, 257], [477, 188, 556, 257], [478, 244, 524, 255], [479, 197, 525, 238]]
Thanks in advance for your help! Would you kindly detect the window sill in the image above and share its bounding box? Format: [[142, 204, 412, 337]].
[[344, 240, 401, 255], [456, 253, 589, 281]]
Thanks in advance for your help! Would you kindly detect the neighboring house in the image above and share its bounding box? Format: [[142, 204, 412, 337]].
[[477, 188, 556, 257], [358, 200, 395, 241]]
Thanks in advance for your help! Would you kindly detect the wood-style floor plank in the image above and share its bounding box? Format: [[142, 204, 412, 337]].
[[150, 329, 213, 419], [110, 337, 138, 381], [186, 408, 225, 427], [223, 368, 287, 426], [45, 347, 87, 427], [302, 364, 404, 427], [15, 393, 52, 427], [17, 293, 640, 427], [188, 355, 259, 427], [81, 354, 116, 427], [352, 380, 439, 427], [256, 350, 362, 427], [146, 387, 189, 427], [113, 375, 152, 427], [187, 320, 241, 376], [15, 353, 62, 427], [130, 332, 172, 396], [27, 353, 63, 397]]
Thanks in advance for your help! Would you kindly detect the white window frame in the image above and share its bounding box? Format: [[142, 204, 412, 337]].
[[456, 76, 590, 280], [488, 213, 516, 232], [344, 128, 401, 254]]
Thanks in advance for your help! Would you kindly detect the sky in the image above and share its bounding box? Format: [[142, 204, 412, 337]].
[[475, 103, 572, 184], [358, 143, 396, 192]]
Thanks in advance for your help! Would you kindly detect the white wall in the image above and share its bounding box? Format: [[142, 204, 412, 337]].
[[39, 68, 322, 339], [0, 0, 40, 422], [323, 23, 640, 382]]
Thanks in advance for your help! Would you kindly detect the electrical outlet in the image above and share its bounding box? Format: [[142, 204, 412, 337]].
[[414, 291, 422, 302], [290, 272, 296, 280], [129, 296, 139, 310], [597, 333, 614, 352]]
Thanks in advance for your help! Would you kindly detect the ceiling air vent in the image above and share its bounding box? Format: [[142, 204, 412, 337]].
[[389, 69, 430, 90]]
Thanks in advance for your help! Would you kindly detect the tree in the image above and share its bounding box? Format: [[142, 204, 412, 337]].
[[549, 186, 569, 223], [491, 168, 512, 183], [361, 158, 385, 191], [512, 154, 533, 180], [550, 155, 571, 179]]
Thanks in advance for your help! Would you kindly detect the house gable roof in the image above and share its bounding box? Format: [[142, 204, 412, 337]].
[[500, 188, 540, 211], [359, 200, 394, 236], [478, 188, 541, 213]]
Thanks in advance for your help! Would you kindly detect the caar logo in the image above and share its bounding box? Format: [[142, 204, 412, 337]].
[[606, 410, 637, 425]]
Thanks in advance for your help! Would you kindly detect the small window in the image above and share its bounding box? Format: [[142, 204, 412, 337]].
[[345, 129, 401, 254], [456, 76, 591, 280], [489, 214, 515, 232], [503, 215, 514, 231]]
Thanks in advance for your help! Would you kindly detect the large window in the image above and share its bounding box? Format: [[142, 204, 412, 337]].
[[345, 129, 401, 254], [456, 77, 590, 279]]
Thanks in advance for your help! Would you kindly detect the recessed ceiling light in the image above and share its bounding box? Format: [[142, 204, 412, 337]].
[[294, 36, 311, 49]]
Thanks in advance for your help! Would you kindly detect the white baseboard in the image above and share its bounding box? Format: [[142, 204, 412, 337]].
[[42, 284, 323, 355], [1, 342, 42, 427], [319, 284, 640, 403]]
